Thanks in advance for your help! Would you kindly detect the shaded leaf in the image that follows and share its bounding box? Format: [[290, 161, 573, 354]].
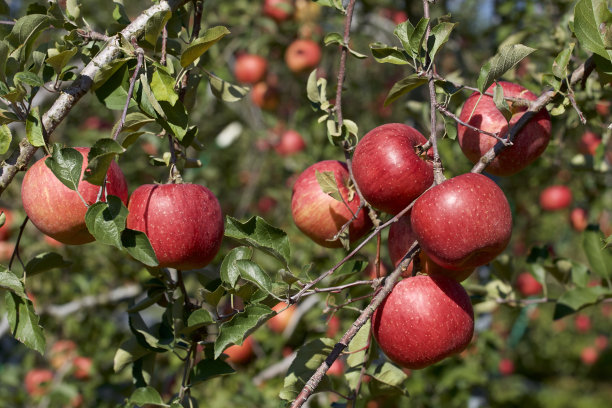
[[180, 26, 230, 68], [220, 246, 252, 288], [225, 216, 290, 267], [84, 138, 125, 186], [45, 146, 83, 191], [85, 195, 128, 248], [214, 304, 274, 359], [384, 74, 427, 106], [0, 268, 26, 298], [143, 10, 171, 47], [582, 225, 612, 279], [129, 386, 168, 407], [5, 292, 45, 354], [477, 44, 536, 93], [114, 337, 149, 372], [208, 72, 249, 102], [25, 106, 45, 147], [46, 47, 78, 75], [121, 229, 159, 267], [553, 286, 612, 319], [25, 252, 71, 277], [14, 71, 43, 87], [409, 17, 430, 59], [429, 22, 456, 62], [191, 356, 235, 385], [366, 361, 410, 395], [346, 321, 371, 391], [493, 82, 513, 122]]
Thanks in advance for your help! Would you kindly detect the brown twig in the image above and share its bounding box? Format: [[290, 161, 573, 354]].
[[112, 39, 145, 142], [8, 216, 29, 272], [76, 29, 111, 43], [434, 102, 510, 145]]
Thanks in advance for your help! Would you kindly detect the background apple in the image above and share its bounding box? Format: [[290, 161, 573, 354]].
[[410, 173, 512, 270], [21, 147, 128, 245], [570, 207, 588, 231], [274, 130, 306, 156], [50, 340, 77, 370], [539, 185, 572, 211], [224, 336, 254, 365], [498, 358, 515, 376], [126, 183, 224, 270], [291, 160, 372, 248], [515, 272, 543, 296], [263, 0, 293, 22], [578, 131, 602, 156], [352, 123, 433, 215], [285, 39, 321, 73], [327, 359, 344, 376], [372, 275, 474, 369], [251, 81, 280, 111], [72, 356, 92, 380], [574, 314, 592, 333], [24, 369, 54, 397], [267, 302, 297, 333], [580, 346, 598, 365], [234, 53, 267, 84], [457, 81, 552, 176]]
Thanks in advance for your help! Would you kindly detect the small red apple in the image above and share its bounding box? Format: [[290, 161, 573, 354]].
[[251, 81, 280, 111], [372, 275, 474, 369], [72, 356, 92, 380], [224, 336, 254, 365], [285, 39, 322, 73], [595, 335, 608, 351], [21, 147, 129, 245], [274, 130, 306, 156], [267, 302, 297, 333], [574, 314, 592, 333], [24, 369, 54, 397], [257, 196, 277, 214], [410, 173, 512, 270], [234, 54, 268, 84], [578, 131, 602, 156], [570, 208, 588, 231], [326, 315, 341, 338], [0, 207, 14, 241], [595, 100, 610, 117], [291, 160, 372, 248], [126, 183, 224, 270], [580, 346, 598, 365], [539, 185, 572, 211], [50, 340, 77, 370], [263, 0, 293, 21], [327, 359, 344, 376], [498, 358, 515, 376], [457, 81, 552, 176], [515, 272, 543, 297], [352, 123, 433, 215]]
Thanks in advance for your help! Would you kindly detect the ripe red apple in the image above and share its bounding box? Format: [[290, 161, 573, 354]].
[[515, 272, 542, 296], [234, 53, 268, 84], [21, 147, 128, 245], [267, 302, 297, 333], [251, 81, 280, 111], [327, 359, 344, 376], [44, 234, 64, 248], [457, 82, 552, 176], [224, 336, 254, 365], [326, 315, 340, 338], [372, 275, 474, 369], [570, 207, 588, 231], [291, 160, 372, 248], [274, 130, 306, 156], [263, 0, 293, 21], [574, 314, 592, 333], [410, 173, 512, 270], [539, 185, 572, 211], [0, 207, 14, 241], [50, 340, 77, 370], [72, 356, 92, 380], [126, 183, 224, 270], [595, 335, 608, 351], [595, 100, 610, 117], [498, 358, 515, 376], [352, 123, 433, 215], [24, 369, 54, 397], [580, 346, 598, 365], [388, 214, 474, 281], [285, 39, 321, 73], [578, 131, 602, 156]]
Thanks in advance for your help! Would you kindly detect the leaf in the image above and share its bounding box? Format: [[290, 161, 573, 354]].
[[493, 82, 513, 123], [220, 246, 252, 288], [45, 47, 78, 75], [128, 312, 167, 352], [279, 338, 335, 401], [409, 17, 430, 59], [0, 124, 11, 154], [214, 304, 275, 359], [121, 229, 159, 267], [183, 309, 214, 335], [366, 361, 410, 394], [429, 22, 456, 62], [5, 292, 45, 354], [14, 71, 43, 87], [234, 259, 273, 295], [605, 234, 612, 249], [582, 225, 612, 279], [180, 26, 230, 68], [0, 268, 26, 298], [0, 40, 8, 82], [328, 259, 367, 286], [85, 196, 128, 248], [394, 20, 415, 53], [25, 106, 45, 147], [315, 170, 343, 202], [143, 10, 171, 47], [346, 321, 371, 391], [6, 14, 50, 61], [384, 74, 428, 106], [83, 138, 125, 186], [24, 252, 71, 277], [324, 32, 344, 46], [45, 146, 83, 191], [191, 355, 235, 385], [156, 100, 188, 141], [114, 337, 149, 372], [65, 0, 81, 21], [94, 63, 136, 110], [92, 57, 131, 91], [552, 43, 575, 79], [553, 286, 612, 319], [129, 386, 168, 407], [115, 112, 155, 135], [573, 0, 612, 60], [476, 44, 536, 93], [443, 115, 458, 140], [151, 67, 179, 105], [225, 216, 290, 267], [369, 42, 410, 65], [208, 72, 249, 102]]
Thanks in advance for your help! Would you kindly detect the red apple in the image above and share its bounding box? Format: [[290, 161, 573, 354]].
[[580, 346, 598, 365], [0, 241, 14, 261], [539, 185, 572, 211], [457, 82, 552, 176], [126, 183, 224, 270], [263, 0, 293, 21], [257, 196, 277, 214], [388, 214, 474, 281], [72, 356, 92, 380], [0, 207, 13, 241], [498, 358, 515, 376], [327, 359, 344, 376], [251, 81, 280, 111], [326, 315, 340, 338], [291, 160, 372, 248], [410, 173, 512, 270], [570, 208, 588, 231], [595, 335, 608, 351], [44, 234, 64, 248], [285, 39, 321, 73], [234, 53, 268, 84], [352, 123, 433, 215], [21, 147, 128, 245], [574, 314, 592, 333], [24, 369, 54, 397], [50, 340, 77, 370], [515, 272, 543, 297], [372, 275, 474, 369], [274, 130, 306, 156], [578, 131, 602, 156], [267, 302, 297, 333], [224, 336, 254, 365], [595, 100, 610, 117]]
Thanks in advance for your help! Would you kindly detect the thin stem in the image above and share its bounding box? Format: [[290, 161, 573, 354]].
[[8, 216, 29, 272], [435, 102, 510, 145], [334, 0, 358, 128]]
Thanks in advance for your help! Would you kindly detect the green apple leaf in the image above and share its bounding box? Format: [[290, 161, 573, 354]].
[[0, 40, 8, 82], [92, 57, 131, 91], [573, 0, 612, 61], [6, 14, 50, 65], [369, 42, 410, 65], [85, 195, 128, 248], [384, 74, 428, 106], [142, 10, 171, 48], [128, 311, 168, 352], [208, 72, 249, 102], [156, 100, 188, 141], [94, 63, 136, 110], [150, 67, 179, 105], [220, 246, 253, 288], [346, 321, 371, 391], [493, 82, 513, 123], [114, 337, 150, 372], [113, 112, 155, 136], [191, 348, 235, 385], [0, 267, 26, 298], [121, 229, 159, 267], [552, 43, 575, 79], [5, 292, 45, 354], [604, 234, 612, 249], [477, 44, 536, 93], [443, 114, 458, 140], [323, 32, 343, 46], [129, 386, 168, 407], [315, 170, 342, 201], [180, 26, 230, 68], [234, 259, 273, 295], [24, 252, 72, 277], [14, 71, 43, 87], [394, 20, 415, 53], [0, 124, 11, 154], [45, 47, 77, 75], [84, 138, 125, 186], [582, 225, 612, 279], [182, 309, 215, 336], [214, 303, 274, 359], [25, 106, 45, 147], [366, 361, 410, 395], [45, 145, 83, 191], [328, 259, 367, 286], [553, 285, 612, 319], [409, 17, 430, 59], [225, 216, 290, 267], [428, 22, 456, 62]]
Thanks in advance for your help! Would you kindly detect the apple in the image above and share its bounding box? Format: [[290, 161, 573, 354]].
[[410, 173, 512, 270], [0, 207, 13, 241], [595, 335, 608, 351], [578, 131, 602, 156], [498, 358, 515, 376], [285, 39, 321, 73], [570, 207, 588, 231], [224, 336, 254, 365], [291, 160, 372, 248], [457, 81, 552, 176], [44, 234, 64, 248], [50, 340, 77, 370], [267, 302, 297, 333], [327, 359, 344, 376], [274, 130, 306, 156], [257, 196, 277, 214], [515, 272, 542, 297], [372, 275, 474, 369], [595, 100, 610, 117], [126, 183, 223, 270], [574, 314, 592, 333], [352, 123, 434, 215], [326, 315, 341, 338], [72, 356, 92, 380], [388, 214, 474, 281], [21, 147, 128, 245], [0, 241, 14, 261], [539, 185, 572, 211], [263, 0, 293, 21], [24, 369, 54, 397], [251, 81, 280, 111], [234, 53, 267, 84], [81, 116, 112, 131], [580, 346, 598, 365]]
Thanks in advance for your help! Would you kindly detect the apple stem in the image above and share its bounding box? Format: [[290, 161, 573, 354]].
[[8, 216, 28, 273]]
